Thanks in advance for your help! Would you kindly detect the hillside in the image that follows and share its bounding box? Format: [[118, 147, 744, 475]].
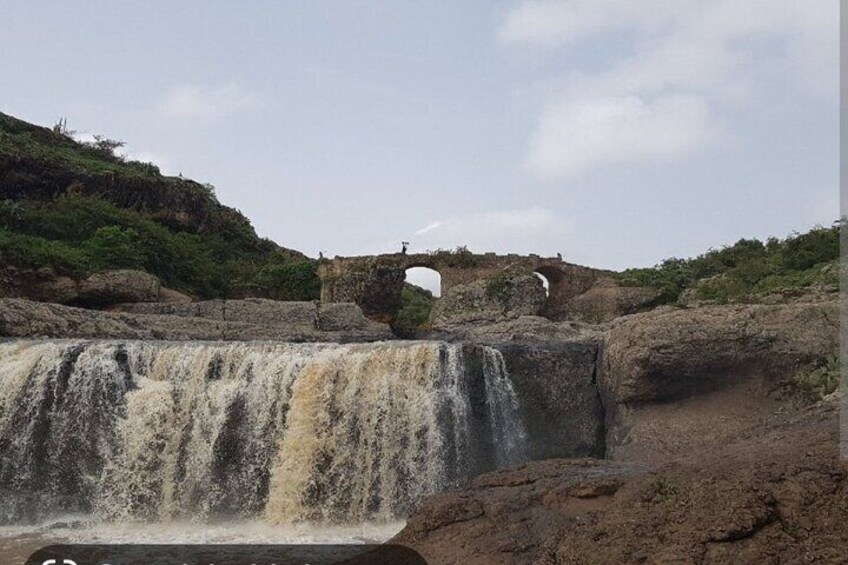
[[615, 224, 839, 307], [0, 112, 319, 300]]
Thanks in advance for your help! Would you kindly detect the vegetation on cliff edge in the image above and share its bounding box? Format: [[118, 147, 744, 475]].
[[0, 112, 319, 299], [616, 224, 839, 305]]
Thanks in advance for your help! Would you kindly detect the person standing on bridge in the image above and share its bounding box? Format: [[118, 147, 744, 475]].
[[401, 241, 409, 255]]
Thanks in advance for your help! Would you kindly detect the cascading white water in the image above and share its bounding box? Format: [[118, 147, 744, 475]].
[[0, 340, 527, 526], [482, 350, 529, 468]]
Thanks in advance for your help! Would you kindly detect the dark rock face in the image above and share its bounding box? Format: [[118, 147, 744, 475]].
[[495, 342, 605, 460], [322, 265, 406, 324], [357, 266, 406, 324], [601, 301, 838, 406]]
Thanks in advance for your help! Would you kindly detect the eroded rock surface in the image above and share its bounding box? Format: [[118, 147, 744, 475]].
[[429, 274, 547, 328], [560, 277, 660, 323], [395, 458, 646, 565], [396, 298, 842, 564], [0, 298, 392, 342], [599, 300, 838, 460], [0, 267, 181, 307], [396, 402, 847, 565]]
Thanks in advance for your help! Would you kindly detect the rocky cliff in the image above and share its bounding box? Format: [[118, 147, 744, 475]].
[[393, 296, 842, 564], [599, 300, 838, 462], [395, 400, 845, 564]]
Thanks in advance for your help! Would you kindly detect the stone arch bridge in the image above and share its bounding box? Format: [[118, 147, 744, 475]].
[[317, 252, 613, 323]]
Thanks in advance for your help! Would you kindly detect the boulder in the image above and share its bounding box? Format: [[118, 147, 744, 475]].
[[601, 301, 838, 406], [430, 273, 546, 328], [77, 270, 161, 306], [561, 277, 660, 323], [0, 266, 79, 303], [318, 302, 383, 331], [157, 287, 193, 303], [598, 300, 839, 460]]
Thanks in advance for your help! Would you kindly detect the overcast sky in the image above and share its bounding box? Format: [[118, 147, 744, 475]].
[[1, 1, 838, 278]]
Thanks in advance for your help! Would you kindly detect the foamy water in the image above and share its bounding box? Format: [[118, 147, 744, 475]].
[[0, 339, 527, 564]]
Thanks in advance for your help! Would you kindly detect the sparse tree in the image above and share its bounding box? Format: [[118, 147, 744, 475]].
[[88, 134, 126, 158]]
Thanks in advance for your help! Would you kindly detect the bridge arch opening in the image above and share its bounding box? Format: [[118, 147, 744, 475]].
[[533, 272, 551, 297], [534, 266, 567, 317], [405, 266, 442, 297]]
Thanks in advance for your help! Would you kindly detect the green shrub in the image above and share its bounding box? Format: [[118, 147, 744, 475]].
[[779, 227, 840, 270], [793, 354, 840, 398], [485, 275, 514, 305], [616, 224, 840, 305], [0, 228, 90, 275], [251, 261, 321, 301], [428, 246, 480, 267], [83, 226, 144, 270], [393, 283, 435, 337]]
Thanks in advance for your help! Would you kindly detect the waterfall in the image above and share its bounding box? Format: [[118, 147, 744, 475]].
[[482, 349, 529, 468], [0, 340, 528, 525]]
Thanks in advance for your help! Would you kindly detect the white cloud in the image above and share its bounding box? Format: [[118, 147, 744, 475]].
[[409, 207, 574, 255], [529, 94, 715, 178], [158, 83, 265, 120], [415, 221, 441, 236], [500, 0, 837, 179], [499, 0, 689, 47]]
